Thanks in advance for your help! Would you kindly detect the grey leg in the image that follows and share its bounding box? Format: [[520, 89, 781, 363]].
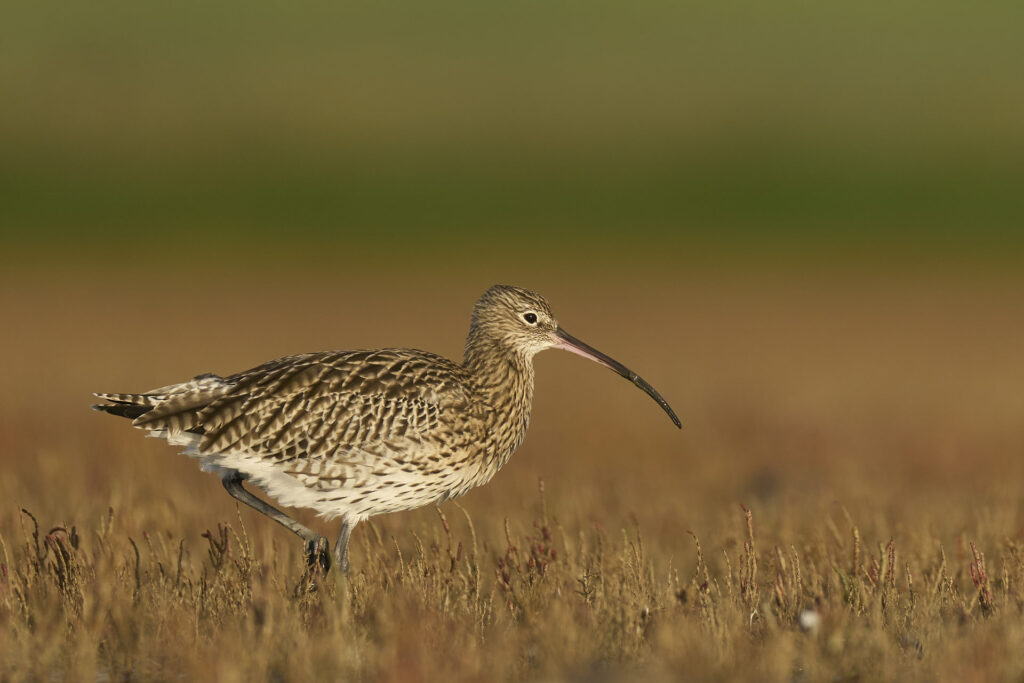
[[221, 472, 330, 573], [333, 518, 355, 574]]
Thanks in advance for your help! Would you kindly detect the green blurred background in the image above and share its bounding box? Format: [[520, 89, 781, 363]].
[[2, 0, 1022, 269]]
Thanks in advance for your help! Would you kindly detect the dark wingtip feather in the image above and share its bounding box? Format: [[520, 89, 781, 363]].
[[92, 403, 153, 420]]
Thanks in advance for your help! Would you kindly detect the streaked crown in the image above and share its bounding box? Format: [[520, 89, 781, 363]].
[[466, 285, 558, 358]]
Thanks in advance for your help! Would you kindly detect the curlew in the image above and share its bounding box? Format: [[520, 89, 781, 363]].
[[93, 285, 680, 573]]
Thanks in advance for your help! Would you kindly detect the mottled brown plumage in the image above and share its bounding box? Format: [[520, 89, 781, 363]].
[[93, 285, 679, 573]]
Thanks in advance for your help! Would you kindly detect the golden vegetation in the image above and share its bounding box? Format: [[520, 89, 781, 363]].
[[5, 482, 1024, 681], [2, 268, 1023, 681]]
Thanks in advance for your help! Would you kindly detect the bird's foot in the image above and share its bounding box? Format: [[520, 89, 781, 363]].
[[304, 535, 331, 575]]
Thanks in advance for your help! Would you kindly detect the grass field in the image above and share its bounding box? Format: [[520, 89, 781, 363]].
[[2, 266, 1023, 681]]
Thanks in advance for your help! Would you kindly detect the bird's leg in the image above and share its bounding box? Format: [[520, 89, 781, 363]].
[[333, 518, 355, 574], [221, 472, 331, 573]]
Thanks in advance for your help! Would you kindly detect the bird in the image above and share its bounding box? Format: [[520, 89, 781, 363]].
[[93, 285, 680, 574]]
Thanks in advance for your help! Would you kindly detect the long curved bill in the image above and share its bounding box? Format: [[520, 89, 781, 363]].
[[553, 327, 681, 429]]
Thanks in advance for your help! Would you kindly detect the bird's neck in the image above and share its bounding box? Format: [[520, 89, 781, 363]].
[[463, 334, 535, 463]]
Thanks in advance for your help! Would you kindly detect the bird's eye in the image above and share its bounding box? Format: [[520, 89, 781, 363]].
[[523, 312, 538, 325]]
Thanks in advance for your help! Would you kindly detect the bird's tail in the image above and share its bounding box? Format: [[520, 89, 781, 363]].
[[91, 372, 228, 424]]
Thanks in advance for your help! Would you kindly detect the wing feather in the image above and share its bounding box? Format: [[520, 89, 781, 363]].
[[124, 350, 472, 462]]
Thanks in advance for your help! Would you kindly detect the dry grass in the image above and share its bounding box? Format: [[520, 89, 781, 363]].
[[2, 264, 1024, 681], [5, 485, 1024, 681]]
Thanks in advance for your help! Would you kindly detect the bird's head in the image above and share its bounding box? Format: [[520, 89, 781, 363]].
[[467, 284, 681, 428], [469, 284, 559, 358]]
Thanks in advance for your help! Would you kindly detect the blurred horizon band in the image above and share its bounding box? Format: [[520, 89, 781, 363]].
[[2, 0, 1022, 270]]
